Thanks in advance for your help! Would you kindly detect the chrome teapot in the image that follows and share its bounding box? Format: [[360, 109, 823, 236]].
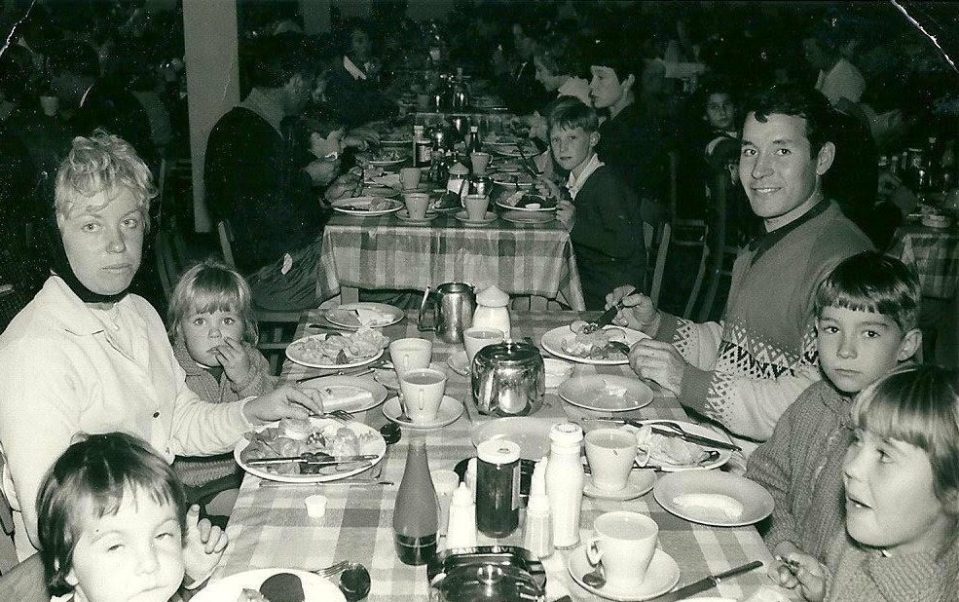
[[471, 340, 544, 417], [418, 282, 475, 344]]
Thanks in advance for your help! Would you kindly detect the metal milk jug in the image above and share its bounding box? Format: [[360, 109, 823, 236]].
[[418, 282, 475, 344]]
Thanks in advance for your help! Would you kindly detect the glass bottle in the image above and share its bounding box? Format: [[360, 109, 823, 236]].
[[393, 438, 438, 565]]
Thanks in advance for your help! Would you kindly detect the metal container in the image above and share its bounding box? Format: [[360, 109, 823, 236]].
[[471, 341, 544, 417], [427, 546, 546, 602], [418, 282, 475, 344], [468, 176, 492, 197]]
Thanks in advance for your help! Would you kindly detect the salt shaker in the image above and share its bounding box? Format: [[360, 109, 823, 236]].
[[445, 482, 478, 551], [523, 456, 553, 559]]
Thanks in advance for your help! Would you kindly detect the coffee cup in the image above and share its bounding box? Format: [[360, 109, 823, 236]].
[[403, 192, 430, 220], [389, 338, 432, 380], [469, 152, 491, 176], [400, 167, 422, 191], [585, 428, 638, 491], [585, 511, 658, 588], [464, 194, 489, 221], [400, 368, 447, 423], [463, 327, 504, 365]]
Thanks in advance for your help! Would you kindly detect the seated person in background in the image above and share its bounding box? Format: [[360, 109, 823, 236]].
[[803, 29, 865, 113], [324, 19, 397, 128], [496, 20, 552, 116], [520, 39, 591, 147], [776, 366, 959, 602], [168, 261, 278, 513], [38, 432, 228, 602], [609, 84, 873, 451], [541, 97, 645, 310], [749, 252, 921, 564]]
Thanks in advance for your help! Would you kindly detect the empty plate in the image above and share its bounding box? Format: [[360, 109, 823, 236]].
[[559, 375, 654, 412], [471, 417, 568, 460]]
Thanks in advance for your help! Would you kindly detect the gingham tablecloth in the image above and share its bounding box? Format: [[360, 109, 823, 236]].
[[213, 311, 788, 601], [890, 223, 959, 299], [319, 214, 586, 310]]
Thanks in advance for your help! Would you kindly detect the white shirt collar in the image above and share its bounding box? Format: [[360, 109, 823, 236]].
[[343, 55, 367, 81], [565, 154, 604, 200]]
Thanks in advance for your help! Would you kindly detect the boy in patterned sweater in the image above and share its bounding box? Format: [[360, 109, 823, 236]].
[[747, 251, 921, 566], [608, 84, 872, 452]]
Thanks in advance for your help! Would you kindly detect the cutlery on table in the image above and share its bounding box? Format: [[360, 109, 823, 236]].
[[296, 367, 375, 384], [581, 558, 606, 588], [583, 298, 626, 334], [643, 421, 742, 452], [651, 560, 763, 601], [246, 453, 378, 467], [258, 479, 394, 488]]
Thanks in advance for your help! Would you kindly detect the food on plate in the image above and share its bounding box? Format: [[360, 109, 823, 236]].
[[260, 572, 306, 602], [492, 171, 535, 186], [429, 192, 461, 211], [560, 323, 628, 360], [327, 306, 393, 328], [633, 425, 712, 466], [500, 191, 556, 209], [371, 147, 407, 162], [288, 328, 388, 365], [241, 418, 381, 475], [238, 590, 269, 602], [311, 385, 375, 411], [672, 493, 744, 521]]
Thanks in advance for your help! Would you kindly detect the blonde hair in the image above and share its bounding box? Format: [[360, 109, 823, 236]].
[[55, 130, 156, 223], [167, 260, 259, 345]]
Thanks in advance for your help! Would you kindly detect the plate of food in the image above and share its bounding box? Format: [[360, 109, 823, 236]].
[[558, 375, 654, 412], [331, 197, 403, 216], [285, 328, 388, 369], [654, 470, 774, 527], [487, 143, 538, 159], [362, 185, 400, 198], [490, 171, 536, 187], [367, 148, 408, 167], [496, 191, 557, 212], [194, 568, 345, 602], [624, 419, 733, 472], [540, 323, 647, 365], [297, 376, 388, 414], [235, 417, 387, 483], [324, 302, 404, 330]]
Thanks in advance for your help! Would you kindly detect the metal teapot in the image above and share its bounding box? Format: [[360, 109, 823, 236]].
[[471, 340, 544, 417], [418, 282, 475, 344]]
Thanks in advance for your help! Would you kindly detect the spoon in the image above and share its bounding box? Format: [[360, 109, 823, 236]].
[[339, 563, 372, 601], [396, 393, 412, 423], [582, 558, 606, 589]]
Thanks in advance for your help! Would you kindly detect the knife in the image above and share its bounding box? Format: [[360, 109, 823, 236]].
[[652, 561, 763, 601], [246, 454, 379, 466], [624, 419, 742, 452]]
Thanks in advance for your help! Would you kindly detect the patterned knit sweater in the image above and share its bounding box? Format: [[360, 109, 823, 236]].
[[655, 201, 872, 441], [825, 534, 959, 602], [746, 380, 853, 560]]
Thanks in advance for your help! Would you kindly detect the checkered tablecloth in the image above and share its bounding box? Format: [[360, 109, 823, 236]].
[[890, 223, 959, 299], [319, 214, 586, 310], [214, 311, 786, 601]]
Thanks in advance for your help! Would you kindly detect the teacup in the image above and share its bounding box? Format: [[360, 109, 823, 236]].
[[400, 167, 422, 191], [463, 327, 505, 365], [403, 192, 430, 220], [389, 338, 432, 380], [400, 368, 447, 423], [469, 152, 491, 176], [585, 511, 658, 588], [464, 194, 489, 221], [585, 428, 638, 492]]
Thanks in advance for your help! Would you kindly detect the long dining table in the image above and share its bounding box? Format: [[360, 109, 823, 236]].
[[211, 309, 791, 601]]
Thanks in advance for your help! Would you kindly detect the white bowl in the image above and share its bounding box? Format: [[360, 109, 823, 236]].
[[543, 358, 574, 389]]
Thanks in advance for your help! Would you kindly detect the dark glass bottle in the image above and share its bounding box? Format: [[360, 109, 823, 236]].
[[393, 438, 438, 565]]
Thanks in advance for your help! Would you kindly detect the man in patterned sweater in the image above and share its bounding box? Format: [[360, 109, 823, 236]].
[[609, 84, 873, 450]]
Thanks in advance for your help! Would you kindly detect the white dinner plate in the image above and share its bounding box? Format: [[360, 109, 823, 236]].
[[471, 416, 568, 460], [454, 210, 497, 225], [495, 197, 557, 212], [362, 185, 400, 198], [501, 210, 555, 225], [583, 469, 656, 501], [624, 419, 733, 472], [382, 395, 465, 429], [487, 143, 537, 158], [331, 197, 403, 216], [540, 325, 648, 365], [654, 470, 774, 527], [447, 350, 470, 376], [396, 209, 438, 224], [490, 172, 536, 187], [235, 417, 386, 484], [285, 333, 384, 369], [368, 158, 407, 168], [324, 302, 404, 330], [559, 375, 654, 412], [568, 546, 680, 601], [297, 376, 387, 413], [192, 569, 344, 602], [379, 138, 412, 146]]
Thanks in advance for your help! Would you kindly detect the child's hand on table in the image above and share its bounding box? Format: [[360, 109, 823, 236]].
[[214, 337, 252, 385], [182, 505, 229, 587]]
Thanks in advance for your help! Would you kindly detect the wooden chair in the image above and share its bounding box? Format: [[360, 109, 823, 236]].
[[685, 171, 741, 322]]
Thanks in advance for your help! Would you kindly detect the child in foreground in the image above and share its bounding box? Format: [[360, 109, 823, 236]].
[[779, 365, 959, 601], [748, 251, 922, 562], [37, 432, 228, 602]]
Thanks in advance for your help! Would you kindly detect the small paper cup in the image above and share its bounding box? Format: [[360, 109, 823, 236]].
[[305, 494, 327, 519]]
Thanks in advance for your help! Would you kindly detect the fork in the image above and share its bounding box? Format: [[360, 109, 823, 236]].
[[309, 409, 355, 422], [313, 560, 350, 578]]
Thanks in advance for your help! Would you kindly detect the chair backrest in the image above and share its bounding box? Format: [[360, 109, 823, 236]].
[[696, 170, 741, 322], [648, 222, 671, 306], [154, 229, 179, 301], [217, 220, 236, 268]]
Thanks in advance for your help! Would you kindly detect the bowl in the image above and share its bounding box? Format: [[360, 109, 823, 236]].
[[543, 358, 573, 389]]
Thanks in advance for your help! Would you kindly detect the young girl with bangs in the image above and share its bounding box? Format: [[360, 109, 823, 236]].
[[781, 365, 959, 601]]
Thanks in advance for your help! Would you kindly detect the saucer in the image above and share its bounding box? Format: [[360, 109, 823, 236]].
[[568, 545, 680, 601], [447, 350, 470, 376], [454, 210, 497, 225], [583, 469, 656, 501], [396, 209, 437, 224], [383, 395, 464, 429]]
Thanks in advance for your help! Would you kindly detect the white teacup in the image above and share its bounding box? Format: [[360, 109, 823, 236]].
[[464, 194, 489, 221], [470, 152, 491, 176], [585, 511, 659, 588], [585, 428, 638, 492], [463, 327, 504, 365], [404, 192, 430, 220], [400, 368, 447, 423], [400, 167, 422, 190], [389, 338, 432, 380]]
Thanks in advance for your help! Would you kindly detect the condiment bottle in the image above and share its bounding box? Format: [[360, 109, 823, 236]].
[[475, 439, 521, 538], [523, 456, 553, 559], [445, 482, 478, 551], [472, 284, 511, 338], [413, 125, 431, 168], [447, 162, 470, 203], [545, 423, 584, 548], [393, 438, 438, 565]]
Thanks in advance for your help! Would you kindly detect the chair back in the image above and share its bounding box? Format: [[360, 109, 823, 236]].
[[691, 170, 741, 322], [154, 229, 179, 301], [0, 554, 50, 601], [217, 220, 236, 268]]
